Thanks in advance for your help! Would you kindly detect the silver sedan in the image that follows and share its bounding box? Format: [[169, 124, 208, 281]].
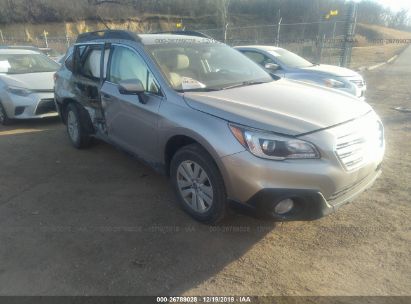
[[0, 48, 60, 125], [235, 45, 367, 101]]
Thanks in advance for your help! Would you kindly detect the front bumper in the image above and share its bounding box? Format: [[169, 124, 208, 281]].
[[2, 92, 58, 119], [245, 167, 381, 220], [220, 148, 383, 221]]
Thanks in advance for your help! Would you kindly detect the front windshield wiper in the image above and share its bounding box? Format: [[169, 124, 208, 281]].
[[176, 80, 271, 93], [221, 80, 269, 90], [176, 87, 222, 93]]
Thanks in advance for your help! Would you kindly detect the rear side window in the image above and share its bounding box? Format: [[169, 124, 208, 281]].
[[108, 46, 159, 94]]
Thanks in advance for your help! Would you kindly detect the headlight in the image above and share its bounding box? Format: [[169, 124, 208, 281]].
[[324, 78, 345, 88], [6, 86, 32, 96], [229, 124, 320, 160]]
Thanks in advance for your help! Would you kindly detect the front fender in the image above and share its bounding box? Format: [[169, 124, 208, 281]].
[[158, 101, 246, 198]]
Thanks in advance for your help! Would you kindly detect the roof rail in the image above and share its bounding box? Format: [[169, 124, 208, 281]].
[[154, 30, 213, 39], [76, 30, 141, 43]]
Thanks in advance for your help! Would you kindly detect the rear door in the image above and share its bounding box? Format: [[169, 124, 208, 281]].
[[100, 45, 164, 163]]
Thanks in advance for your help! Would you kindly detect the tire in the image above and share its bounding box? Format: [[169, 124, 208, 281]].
[[65, 103, 94, 149], [170, 143, 227, 224], [0, 102, 12, 126]]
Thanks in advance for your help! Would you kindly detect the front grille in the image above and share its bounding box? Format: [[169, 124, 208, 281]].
[[334, 114, 384, 171], [35, 98, 56, 115], [350, 79, 365, 88]]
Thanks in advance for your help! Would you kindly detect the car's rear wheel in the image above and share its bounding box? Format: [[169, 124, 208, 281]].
[[170, 144, 227, 224], [0, 103, 11, 126], [65, 103, 93, 149]]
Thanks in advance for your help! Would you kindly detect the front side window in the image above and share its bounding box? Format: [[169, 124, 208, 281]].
[[0, 52, 59, 74], [242, 51, 275, 66], [267, 49, 313, 68], [109, 46, 159, 94]]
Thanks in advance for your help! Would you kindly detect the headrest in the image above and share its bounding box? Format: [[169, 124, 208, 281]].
[[156, 51, 189, 70], [175, 54, 189, 70]]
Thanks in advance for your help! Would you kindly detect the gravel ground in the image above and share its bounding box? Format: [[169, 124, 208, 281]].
[[0, 47, 410, 297]]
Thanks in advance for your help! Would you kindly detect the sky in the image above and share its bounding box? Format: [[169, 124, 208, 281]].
[[372, 0, 411, 12]]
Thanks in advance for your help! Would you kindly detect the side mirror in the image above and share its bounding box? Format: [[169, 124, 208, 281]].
[[264, 63, 280, 71], [118, 79, 145, 95], [118, 79, 147, 103]]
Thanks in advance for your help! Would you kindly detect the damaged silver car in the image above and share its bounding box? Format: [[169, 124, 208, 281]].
[[54, 30, 385, 223]]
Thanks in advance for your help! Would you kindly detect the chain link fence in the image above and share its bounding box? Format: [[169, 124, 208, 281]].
[[0, 6, 357, 67], [199, 20, 350, 66]]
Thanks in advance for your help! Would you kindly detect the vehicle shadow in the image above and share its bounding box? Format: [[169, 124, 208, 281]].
[[0, 117, 61, 133], [0, 119, 277, 295]]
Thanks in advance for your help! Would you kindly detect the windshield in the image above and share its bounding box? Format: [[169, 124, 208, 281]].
[[0, 53, 60, 74], [146, 42, 272, 91], [268, 49, 313, 68]]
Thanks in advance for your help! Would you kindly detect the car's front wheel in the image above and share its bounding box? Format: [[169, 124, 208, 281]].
[[0, 103, 11, 126], [170, 144, 227, 224], [65, 103, 93, 149]]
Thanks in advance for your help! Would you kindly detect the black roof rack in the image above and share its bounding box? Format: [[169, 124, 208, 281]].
[[154, 30, 213, 39], [76, 30, 141, 43]]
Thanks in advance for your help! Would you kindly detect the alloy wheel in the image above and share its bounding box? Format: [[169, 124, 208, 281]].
[[67, 110, 79, 143], [176, 160, 214, 213]]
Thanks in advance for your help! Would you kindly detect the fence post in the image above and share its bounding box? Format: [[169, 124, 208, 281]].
[[224, 23, 229, 44], [276, 18, 282, 46], [43, 30, 49, 48], [340, 2, 357, 67], [275, 9, 282, 46], [332, 21, 337, 39]]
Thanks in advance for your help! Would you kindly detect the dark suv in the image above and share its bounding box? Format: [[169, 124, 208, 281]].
[[54, 30, 384, 224]]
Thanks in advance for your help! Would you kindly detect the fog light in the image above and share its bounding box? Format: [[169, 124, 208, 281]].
[[14, 106, 25, 116], [274, 198, 294, 215]]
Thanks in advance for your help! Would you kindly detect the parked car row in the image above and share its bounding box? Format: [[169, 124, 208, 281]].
[[0, 30, 384, 224]]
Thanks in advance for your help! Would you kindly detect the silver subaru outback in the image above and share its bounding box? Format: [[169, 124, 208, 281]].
[[54, 30, 385, 223]]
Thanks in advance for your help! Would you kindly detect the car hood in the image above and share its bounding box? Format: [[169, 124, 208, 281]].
[[0, 72, 55, 90], [300, 64, 360, 78], [183, 79, 372, 136]]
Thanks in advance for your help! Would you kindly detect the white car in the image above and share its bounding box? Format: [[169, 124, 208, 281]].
[[0, 48, 60, 125]]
